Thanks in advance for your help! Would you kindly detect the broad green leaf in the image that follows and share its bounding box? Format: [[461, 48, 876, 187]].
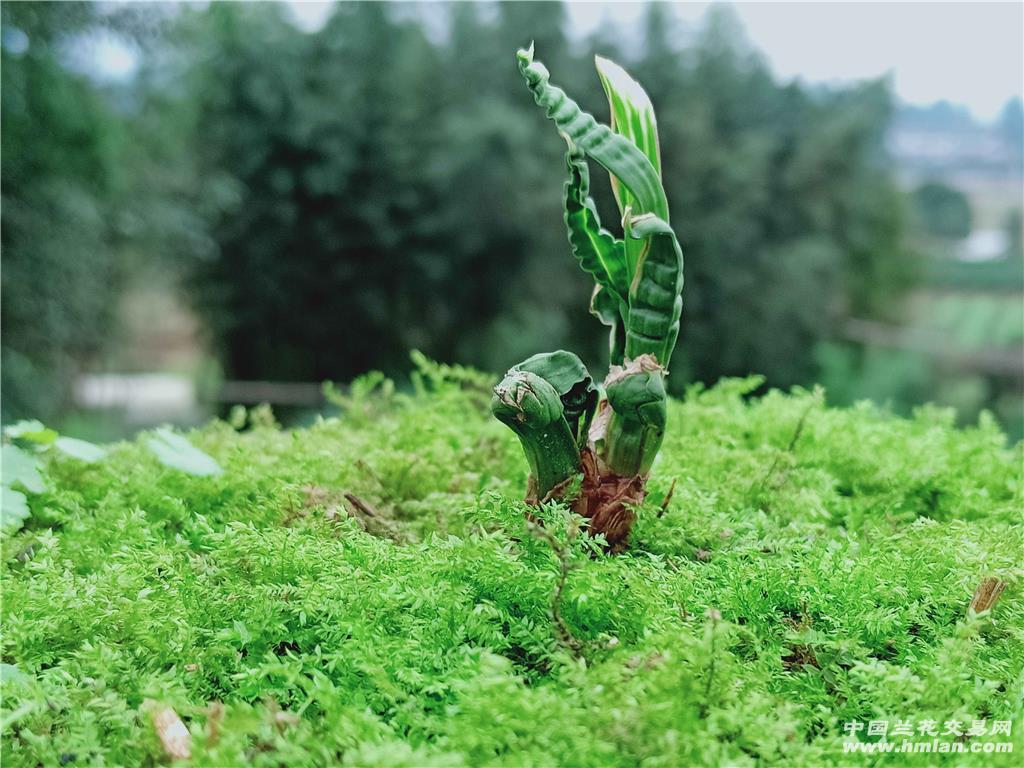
[[563, 142, 628, 299], [1, 445, 45, 494], [518, 45, 668, 223], [624, 213, 684, 367], [595, 55, 661, 208], [1, 487, 30, 530], [4, 420, 58, 444], [146, 428, 223, 477], [54, 436, 108, 463]]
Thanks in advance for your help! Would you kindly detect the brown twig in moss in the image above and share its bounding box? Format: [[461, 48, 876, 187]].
[[526, 520, 583, 656], [750, 396, 819, 502]]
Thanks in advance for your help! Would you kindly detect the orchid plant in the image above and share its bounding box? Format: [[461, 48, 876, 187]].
[[491, 46, 684, 551]]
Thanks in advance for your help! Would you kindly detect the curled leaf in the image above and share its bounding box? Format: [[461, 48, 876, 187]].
[[512, 350, 597, 447], [517, 46, 668, 222], [563, 142, 627, 299]]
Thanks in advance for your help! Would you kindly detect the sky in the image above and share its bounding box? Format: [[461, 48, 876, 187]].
[[92, 1, 1023, 122], [559, 1, 1023, 121]]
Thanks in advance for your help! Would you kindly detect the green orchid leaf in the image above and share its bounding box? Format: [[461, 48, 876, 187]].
[[594, 54, 664, 289], [594, 55, 661, 211], [1, 486, 31, 531], [590, 284, 626, 366], [146, 428, 223, 477], [491, 368, 580, 498], [564, 141, 628, 299], [518, 45, 668, 224], [54, 437, 108, 463], [624, 213, 684, 368], [1, 445, 45, 494], [512, 350, 598, 447]]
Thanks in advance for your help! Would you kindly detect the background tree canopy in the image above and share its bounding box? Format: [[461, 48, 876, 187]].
[[2, 1, 1020, 437], [178, 1, 912, 390]]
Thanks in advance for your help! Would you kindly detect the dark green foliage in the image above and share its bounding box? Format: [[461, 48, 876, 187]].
[[0, 3, 127, 422], [163, 2, 910, 391], [4, 366, 1021, 766], [912, 182, 974, 240], [0, 2, 917, 417]]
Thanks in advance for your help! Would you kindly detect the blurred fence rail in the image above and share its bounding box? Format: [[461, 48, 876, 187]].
[[842, 319, 1024, 379], [217, 381, 325, 407], [74, 375, 327, 428]]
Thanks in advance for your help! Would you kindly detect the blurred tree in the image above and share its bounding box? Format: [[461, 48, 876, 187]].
[[181, 1, 602, 384], [2, 0, 922, 423], [1, 2, 127, 421], [998, 96, 1023, 173], [911, 181, 973, 240], [1004, 208, 1023, 262]]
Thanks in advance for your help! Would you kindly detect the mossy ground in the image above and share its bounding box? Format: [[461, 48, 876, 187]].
[[3, 362, 1023, 767]]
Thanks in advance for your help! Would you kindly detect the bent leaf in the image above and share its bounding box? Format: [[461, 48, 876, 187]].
[[491, 368, 580, 498], [512, 350, 598, 447], [146, 429, 222, 477], [54, 437, 108, 463]]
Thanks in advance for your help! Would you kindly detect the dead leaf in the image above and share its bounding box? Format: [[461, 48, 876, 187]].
[[146, 701, 191, 760], [968, 577, 1007, 616]]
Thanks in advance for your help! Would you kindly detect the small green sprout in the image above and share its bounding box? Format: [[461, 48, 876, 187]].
[[491, 46, 684, 550]]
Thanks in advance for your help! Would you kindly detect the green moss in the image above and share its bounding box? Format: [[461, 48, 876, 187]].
[[3, 365, 1022, 766]]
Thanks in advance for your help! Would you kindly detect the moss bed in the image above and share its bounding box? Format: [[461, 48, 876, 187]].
[[2, 363, 1022, 766]]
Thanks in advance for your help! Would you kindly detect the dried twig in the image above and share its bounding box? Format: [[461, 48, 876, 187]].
[[526, 520, 583, 655], [344, 492, 377, 518], [657, 477, 677, 518], [750, 396, 818, 500]]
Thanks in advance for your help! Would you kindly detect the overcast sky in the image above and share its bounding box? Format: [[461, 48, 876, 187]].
[[559, 2, 1023, 121], [95, 1, 1022, 122]]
